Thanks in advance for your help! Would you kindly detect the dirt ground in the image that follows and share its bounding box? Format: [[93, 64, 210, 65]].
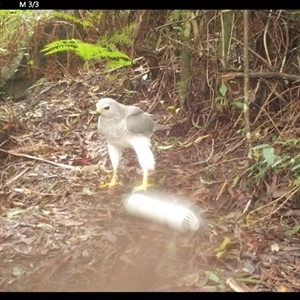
[[0, 75, 300, 292]]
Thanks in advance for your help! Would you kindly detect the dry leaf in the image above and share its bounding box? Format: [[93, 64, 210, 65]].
[[272, 186, 290, 198], [271, 243, 280, 252]]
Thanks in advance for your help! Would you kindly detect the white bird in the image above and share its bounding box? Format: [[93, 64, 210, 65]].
[[96, 98, 168, 192]]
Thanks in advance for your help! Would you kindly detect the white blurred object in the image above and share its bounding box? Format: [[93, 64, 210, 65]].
[[123, 194, 201, 233]]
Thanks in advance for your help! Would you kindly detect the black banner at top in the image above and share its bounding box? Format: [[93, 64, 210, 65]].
[[0, 1, 174, 9]]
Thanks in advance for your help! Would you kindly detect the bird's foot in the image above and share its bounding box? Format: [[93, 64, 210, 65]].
[[99, 170, 123, 189], [133, 182, 154, 193], [132, 183, 147, 193], [99, 178, 122, 189]]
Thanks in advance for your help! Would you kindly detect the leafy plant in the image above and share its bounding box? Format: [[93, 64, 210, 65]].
[[42, 11, 134, 70], [168, 10, 185, 23], [51, 11, 93, 28], [213, 81, 228, 108], [214, 237, 231, 258], [247, 142, 300, 186], [252, 144, 279, 167], [247, 144, 283, 184], [41, 39, 131, 70], [216, 80, 242, 109], [285, 224, 300, 235], [98, 23, 135, 52]]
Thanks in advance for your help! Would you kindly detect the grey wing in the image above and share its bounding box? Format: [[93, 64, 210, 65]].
[[126, 111, 155, 136], [153, 123, 169, 132]]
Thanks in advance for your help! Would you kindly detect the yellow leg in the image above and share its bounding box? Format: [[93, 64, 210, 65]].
[[108, 170, 117, 187], [100, 170, 121, 189], [133, 169, 148, 192]]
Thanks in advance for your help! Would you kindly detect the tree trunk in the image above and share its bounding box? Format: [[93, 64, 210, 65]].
[[178, 10, 192, 108]]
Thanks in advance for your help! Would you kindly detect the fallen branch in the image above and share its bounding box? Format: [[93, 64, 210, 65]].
[[222, 72, 300, 82], [0, 148, 80, 171]]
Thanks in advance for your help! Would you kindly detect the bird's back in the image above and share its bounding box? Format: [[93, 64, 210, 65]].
[[97, 99, 167, 150], [122, 104, 169, 134], [99, 114, 151, 149]]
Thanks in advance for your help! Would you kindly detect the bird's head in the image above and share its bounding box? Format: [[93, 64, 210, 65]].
[[96, 98, 120, 117]]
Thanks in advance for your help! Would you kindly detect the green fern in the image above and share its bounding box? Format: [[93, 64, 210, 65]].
[[51, 11, 93, 28], [41, 39, 78, 55], [168, 10, 185, 22], [98, 23, 135, 51], [106, 59, 132, 70], [41, 39, 131, 69], [86, 10, 104, 22]]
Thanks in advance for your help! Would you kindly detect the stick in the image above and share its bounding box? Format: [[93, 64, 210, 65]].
[[0, 148, 80, 171]]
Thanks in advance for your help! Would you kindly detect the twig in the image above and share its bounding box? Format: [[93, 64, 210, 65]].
[[3, 167, 30, 187], [215, 180, 227, 202], [192, 138, 214, 165], [182, 134, 209, 148], [243, 10, 252, 161], [0, 148, 80, 171], [246, 186, 299, 226], [263, 10, 272, 66], [226, 277, 248, 292], [0, 139, 8, 148], [155, 11, 208, 31], [222, 71, 300, 82]]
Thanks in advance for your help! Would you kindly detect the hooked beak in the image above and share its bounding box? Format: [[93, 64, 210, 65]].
[[96, 108, 104, 115]]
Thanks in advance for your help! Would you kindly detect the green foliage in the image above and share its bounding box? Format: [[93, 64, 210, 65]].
[[285, 224, 300, 235], [41, 39, 131, 70], [216, 80, 246, 109], [1, 10, 134, 71], [234, 101, 244, 109], [106, 58, 131, 69], [85, 10, 104, 23], [44, 11, 135, 69], [248, 141, 300, 186], [219, 83, 228, 97], [239, 277, 263, 284], [252, 144, 279, 168], [248, 144, 284, 183], [0, 10, 34, 19], [214, 237, 231, 258], [168, 10, 185, 22], [51, 11, 94, 28], [214, 82, 228, 106], [98, 23, 135, 52], [0, 10, 42, 83], [0, 10, 36, 40]]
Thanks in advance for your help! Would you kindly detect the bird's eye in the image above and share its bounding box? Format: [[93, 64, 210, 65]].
[[104, 106, 110, 110]]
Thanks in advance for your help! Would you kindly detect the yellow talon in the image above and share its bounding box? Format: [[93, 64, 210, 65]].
[[99, 181, 107, 188], [133, 169, 150, 192], [108, 171, 117, 187], [133, 183, 147, 192], [99, 170, 122, 189]]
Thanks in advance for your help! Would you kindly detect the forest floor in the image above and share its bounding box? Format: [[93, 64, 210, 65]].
[[0, 73, 299, 292]]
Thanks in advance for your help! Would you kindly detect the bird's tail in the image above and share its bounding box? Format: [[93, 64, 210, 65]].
[[154, 123, 169, 132]]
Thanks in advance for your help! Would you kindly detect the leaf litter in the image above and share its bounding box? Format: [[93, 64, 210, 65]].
[[0, 72, 299, 291]]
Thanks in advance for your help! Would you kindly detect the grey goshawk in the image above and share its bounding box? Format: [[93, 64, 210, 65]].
[[96, 98, 168, 191]]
